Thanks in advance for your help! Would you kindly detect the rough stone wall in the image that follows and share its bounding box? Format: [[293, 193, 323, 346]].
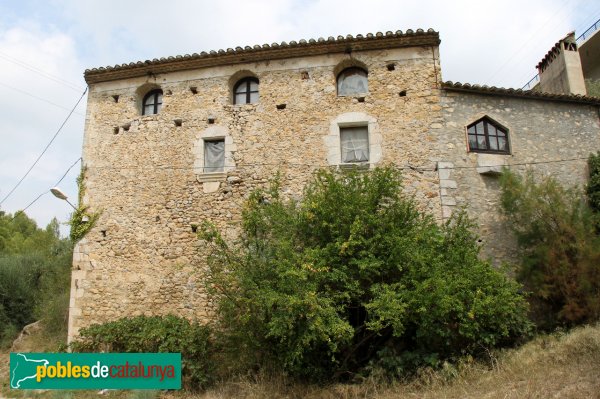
[[69, 45, 444, 341], [438, 90, 600, 263]]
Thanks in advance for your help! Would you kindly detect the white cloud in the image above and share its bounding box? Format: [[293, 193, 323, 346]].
[[0, 0, 598, 232], [0, 23, 85, 232]]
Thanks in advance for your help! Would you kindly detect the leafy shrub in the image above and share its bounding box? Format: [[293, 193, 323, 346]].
[[500, 169, 600, 329], [200, 166, 531, 380], [71, 315, 214, 390], [587, 152, 600, 213]]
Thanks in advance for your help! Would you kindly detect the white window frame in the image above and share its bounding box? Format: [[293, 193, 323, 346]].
[[324, 112, 382, 167]]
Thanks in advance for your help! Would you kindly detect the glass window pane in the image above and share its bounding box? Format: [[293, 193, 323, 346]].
[[487, 124, 497, 136], [155, 103, 162, 113], [337, 68, 368, 95], [498, 137, 507, 151], [249, 80, 259, 91], [249, 92, 259, 103], [340, 127, 369, 162], [497, 130, 506, 137], [476, 121, 484, 134], [144, 104, 154, 115], [235, 93, 246, 104], [467, 126, 475, 134], [468, 135, 477, 149], [477, 135, 487, 149], [156, 92, 163, 105], [489, 136, 498, 150], [204, 140, 225, 172]]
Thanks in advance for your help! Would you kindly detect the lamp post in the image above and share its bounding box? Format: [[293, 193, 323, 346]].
[[50, 187, 77, 210]]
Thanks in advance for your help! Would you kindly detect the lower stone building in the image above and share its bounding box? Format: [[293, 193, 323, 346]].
[[68, 28, 600, 342]]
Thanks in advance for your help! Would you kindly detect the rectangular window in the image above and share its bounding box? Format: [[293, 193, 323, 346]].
[[340, 126, 369, 163], [204, 139, 225, 172]]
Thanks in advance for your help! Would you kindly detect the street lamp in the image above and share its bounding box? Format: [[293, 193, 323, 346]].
[[50, 187, 77, 210]]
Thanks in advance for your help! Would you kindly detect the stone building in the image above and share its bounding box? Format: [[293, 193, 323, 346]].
[[68, 28, 600, 342]]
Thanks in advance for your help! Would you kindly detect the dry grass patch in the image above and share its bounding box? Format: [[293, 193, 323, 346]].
[[166, 324, 600, 399], [2, 324, 599, 399]]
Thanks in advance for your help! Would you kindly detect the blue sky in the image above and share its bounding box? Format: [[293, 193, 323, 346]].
[[0, 0, 599, 234]]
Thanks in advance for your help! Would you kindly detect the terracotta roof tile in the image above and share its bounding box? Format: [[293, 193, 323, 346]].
[[84, 29, 439, 84], [442, 81, 600, 105]]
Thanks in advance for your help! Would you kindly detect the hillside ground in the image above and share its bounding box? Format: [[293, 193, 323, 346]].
[[2, 324, 599, 399]]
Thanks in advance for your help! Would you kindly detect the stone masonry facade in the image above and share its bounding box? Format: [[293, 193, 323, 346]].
[[68, 29, 600, 341]]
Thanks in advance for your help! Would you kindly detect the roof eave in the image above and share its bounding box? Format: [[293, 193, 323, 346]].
[[84, 30, 440, 85]]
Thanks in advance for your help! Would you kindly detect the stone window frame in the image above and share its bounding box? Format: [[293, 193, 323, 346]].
[[324, 112, 382, 168], [465, 115, 511, 155], [193, 125, 236, 183]]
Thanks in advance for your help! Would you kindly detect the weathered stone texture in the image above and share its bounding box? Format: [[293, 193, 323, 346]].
[[69, 46, 444, 341], [438, 90, 600, 262]]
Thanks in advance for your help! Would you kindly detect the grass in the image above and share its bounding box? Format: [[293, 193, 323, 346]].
[[2, 324, 600, 399]]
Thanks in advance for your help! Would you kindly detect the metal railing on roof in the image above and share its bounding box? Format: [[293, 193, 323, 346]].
[[521, 18, 600, 90]]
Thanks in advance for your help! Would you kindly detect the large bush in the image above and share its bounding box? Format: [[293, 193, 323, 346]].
[[500, 169, 600, 329], [200, 167, 531, 380], [71, 315, 215, 390], [0, 212, 72, 346]]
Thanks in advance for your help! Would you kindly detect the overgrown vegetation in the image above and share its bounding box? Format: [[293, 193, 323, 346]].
[[200, 166, 531, 381], [71, 315, 215, 391], [0, 211, 72, 347], [500, 168, 600, 329], [69, 166, 100, 242], [587, 151, 600, 213]]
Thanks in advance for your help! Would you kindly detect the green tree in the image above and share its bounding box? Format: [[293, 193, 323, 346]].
[[0, 211, 72, 346], [500, 169, 600, 329], [200, 167, 531, 380]]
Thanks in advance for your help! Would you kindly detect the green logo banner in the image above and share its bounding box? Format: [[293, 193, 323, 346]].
[[10, 353, 181, 390]]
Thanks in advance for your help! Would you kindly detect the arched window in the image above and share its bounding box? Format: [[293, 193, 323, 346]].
[[233, 77, 259, 104], [337, 67, 368, 96], [467, 117, 510, 154], [142, 89, 163, 115]]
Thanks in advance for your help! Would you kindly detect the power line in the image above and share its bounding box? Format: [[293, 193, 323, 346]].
[[0, 81, 86, 116], [11, 157, 82, 220], [484, 0, 573, 85], [0, 88, 87, 207], [0, 50, 84, 92]]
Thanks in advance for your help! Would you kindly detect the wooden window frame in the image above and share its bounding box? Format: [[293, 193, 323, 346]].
[[142, 89, 163, 115], [467, 117, 510, 154], [233, 77, 259, 105]]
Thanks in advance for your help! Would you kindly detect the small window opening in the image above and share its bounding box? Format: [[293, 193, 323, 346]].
[[142, 89, 163, 115], [174, 119, 183, 127], [399, 90, 407, 97], [101, 230, 107, 237], [301, 71, 309, 80], [337, 67, 368, 96], [340, 126, 369, 163], [190, 86, 198, 94], [276, 104, 286, 110], [467, 117, 510, 154], [113, 127, 119, 135], [204, 139, 225, 172], [233, 77, 259, 104], [191, 224, 198, 233], [122, 123, 131, 132], [112, 95, 119, 103], [356, 97, 365, 103], [386, 63, 395, 71]]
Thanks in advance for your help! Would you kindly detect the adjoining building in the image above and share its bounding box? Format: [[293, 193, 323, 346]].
[[68, 28, 600, 342]]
